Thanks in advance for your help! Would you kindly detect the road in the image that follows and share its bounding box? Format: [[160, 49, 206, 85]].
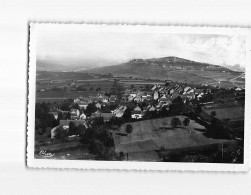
[[229, 73, 245, 88]]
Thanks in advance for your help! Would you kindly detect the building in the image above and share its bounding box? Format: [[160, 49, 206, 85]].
[[48, 111, 58, 120], [114, 106, 127, 117], [70, 109, 80, 120], [109, 95, 117, 103], [154, 91, 159, 100], [59, 120, 88, 129], [78, 101, 89, 109], [95, 102, 102, 109], [131, 105, 143, 119]]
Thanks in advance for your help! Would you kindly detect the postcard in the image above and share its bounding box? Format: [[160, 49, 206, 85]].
[[27, 23, 250, 171]]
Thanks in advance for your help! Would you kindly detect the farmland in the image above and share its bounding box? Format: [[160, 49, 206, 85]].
[[113, 116, 233, 161], [36, 71, 165, 103], [36, 71, 114, 102]]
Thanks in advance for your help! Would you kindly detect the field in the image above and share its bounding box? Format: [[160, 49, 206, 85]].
[[181, 70, 244, 88], [204, 107, 244, 120], [36, 71, 165, 102], [36, 71, 115, 102], [113, 116, 233, 161]]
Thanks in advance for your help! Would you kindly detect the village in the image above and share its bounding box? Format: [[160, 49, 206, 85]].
[[35, 76, 245, 162]]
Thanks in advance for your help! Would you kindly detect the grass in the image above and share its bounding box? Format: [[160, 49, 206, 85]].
[[204, 107, 244, 120], [36, 71, 115, 102], [114, 116, 233, 158]]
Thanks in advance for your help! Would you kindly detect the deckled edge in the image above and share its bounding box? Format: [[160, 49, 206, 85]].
[[26, 22, 251, 172]]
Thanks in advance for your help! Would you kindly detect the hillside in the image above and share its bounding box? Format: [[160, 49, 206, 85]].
[[85, 56, 235, 84]]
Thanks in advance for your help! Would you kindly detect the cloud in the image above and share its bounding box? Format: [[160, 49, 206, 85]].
[[37, 29, 246, 68]]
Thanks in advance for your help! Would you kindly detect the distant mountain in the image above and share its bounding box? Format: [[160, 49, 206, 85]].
[[37, 60, 93, 72], [223, 64, 245, 72], [84, 56, 233, 82], [36, 60, 68, 71]]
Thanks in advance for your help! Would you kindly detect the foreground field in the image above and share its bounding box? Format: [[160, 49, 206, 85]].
[[114, 116, 233, 161]]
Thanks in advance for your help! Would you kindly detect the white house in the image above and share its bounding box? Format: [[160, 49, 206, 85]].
[[154, 91, 159, 100], [95, 102, 102, 109], [131, 105, 143, 119]]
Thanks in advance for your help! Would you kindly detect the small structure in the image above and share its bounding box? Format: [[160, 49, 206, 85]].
[[131, 105, 143, 119], [48, 111, 58, 120], [70, 109, 80, 120], [80, 113, 87, 120], [109, 95, 117, 103], [154, 91, 159, 100], [59, 120, 88, 130], [95, 102, 102, 109]]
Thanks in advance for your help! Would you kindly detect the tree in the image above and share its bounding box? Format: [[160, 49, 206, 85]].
[[77, 124, 86, 136], [169, 96, 185, 115], [71, 103, 80, 110], [92, 117, 104, 128], [60, 101, 71, 111], [210, 111, 216, 118], [208, 117, 230, 139], [96, 87, 101, 91], [122, 108, 132, 121], [125, 124, 133, 134], [118, 151, 125, 161], [89, 139, 105, 155], [85, 102, 97, 116], [68, 121, 76, 135], [171, 117, 181, 128], [183, 118, 190, 126], [145, 84, 150, 91]]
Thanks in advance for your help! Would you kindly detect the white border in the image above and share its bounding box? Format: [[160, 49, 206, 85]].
[[27, 23, 251, 171]]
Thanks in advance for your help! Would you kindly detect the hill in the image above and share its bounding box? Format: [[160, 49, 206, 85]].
[[85, 56, 236, 84]]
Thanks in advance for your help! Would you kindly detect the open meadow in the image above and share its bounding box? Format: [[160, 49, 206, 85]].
[[114, 116, 233, 161]]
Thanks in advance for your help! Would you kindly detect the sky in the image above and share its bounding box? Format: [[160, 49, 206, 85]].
[[36, 28, 247, 68]]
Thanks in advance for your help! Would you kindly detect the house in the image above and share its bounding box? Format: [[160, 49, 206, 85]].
[[183, 91, 194, 99], [70, 109, 80, 120], [183, 86, 191, 93], [109, 95, 117, 103], [90, 111, 114, 122], [48, 111, 58, 120], [127, 95, 135, 102], [154, 91, 159, 100], [97, 94, 109, 102], [131, 105, 143, 119], [59, 120, 88, 130], [159, 94, 169, 103], [74, 98, 80, 103], [148, 105, 156, 112], [95, 102, 102, 109], [100, 113, 114, 122], [78, 101, 89, 109], [80, 113, 86, 120], [111, 106, 123, 114], [169, 89, 174, 95], [114, 106, 127, 117], [134, 95, 142, 102], [129, 93, 137, 97], [151, 84, 160, 91], [146, 95, 153, 101]]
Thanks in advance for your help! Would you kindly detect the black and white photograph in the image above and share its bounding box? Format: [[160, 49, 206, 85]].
[[2, 0, 251, 194], [27, 23, 250, 171]]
